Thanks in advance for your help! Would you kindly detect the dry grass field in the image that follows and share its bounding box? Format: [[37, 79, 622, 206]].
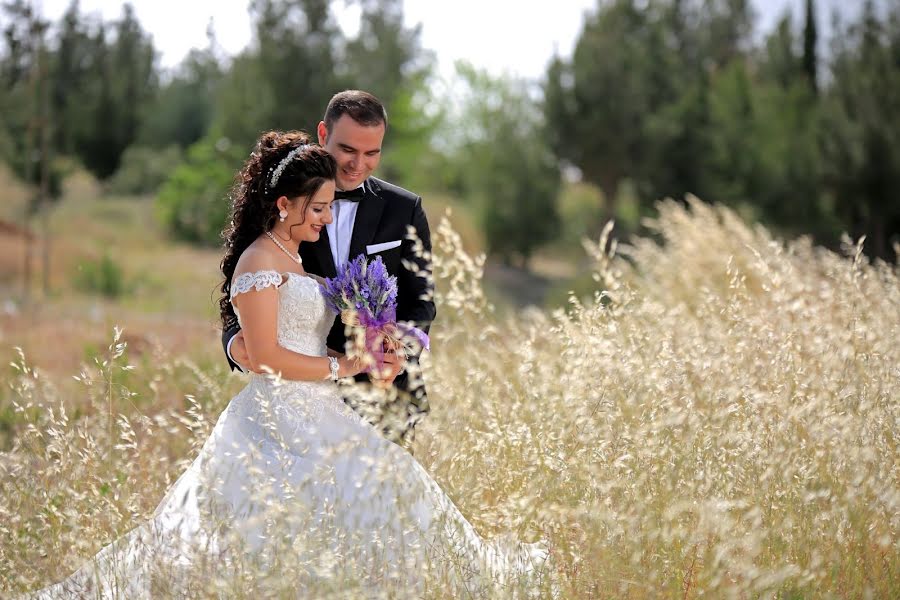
[[1, 165, 897, 597]]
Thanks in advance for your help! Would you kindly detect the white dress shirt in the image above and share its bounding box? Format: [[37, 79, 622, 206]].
[[325, 182, 365, 268]]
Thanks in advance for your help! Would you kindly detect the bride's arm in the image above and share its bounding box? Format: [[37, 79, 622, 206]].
[[226, 325, 349, 370], [234, 284, 363, 380]]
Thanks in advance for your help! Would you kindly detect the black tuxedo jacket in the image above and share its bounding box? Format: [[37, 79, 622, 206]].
[[221, 176, 436, 403]]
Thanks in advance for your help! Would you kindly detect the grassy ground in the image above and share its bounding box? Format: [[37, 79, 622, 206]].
[[1, 168, 898, 597], [0, 175, 226, 424]]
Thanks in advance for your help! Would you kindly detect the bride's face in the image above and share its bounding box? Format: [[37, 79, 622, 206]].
[[281, 180, 336, 244]]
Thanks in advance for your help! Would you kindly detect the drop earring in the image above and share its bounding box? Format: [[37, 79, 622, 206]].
[[279, 209, 288, 223]]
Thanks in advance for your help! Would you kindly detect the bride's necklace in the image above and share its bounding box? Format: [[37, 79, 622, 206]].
[[265, 230, 302, 265]]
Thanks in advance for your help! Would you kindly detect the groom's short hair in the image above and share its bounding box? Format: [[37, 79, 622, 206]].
[[324, 90, 388, 130]]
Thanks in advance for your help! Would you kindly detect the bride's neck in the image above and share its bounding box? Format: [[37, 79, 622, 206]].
[[269, 229, 299, 251]]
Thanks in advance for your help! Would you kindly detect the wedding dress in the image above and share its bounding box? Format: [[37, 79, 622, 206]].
[[32, 271, 550, 598]]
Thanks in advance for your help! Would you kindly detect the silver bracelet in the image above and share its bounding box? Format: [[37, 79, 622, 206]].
[[328, 356, 340, 381]]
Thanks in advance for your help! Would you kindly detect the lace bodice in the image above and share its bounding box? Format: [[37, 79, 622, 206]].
[[228, 269, 361, 432], [231, 270, 334, 357]]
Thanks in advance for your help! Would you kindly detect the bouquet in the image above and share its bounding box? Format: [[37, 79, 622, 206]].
[[321, 254, 429, 384]]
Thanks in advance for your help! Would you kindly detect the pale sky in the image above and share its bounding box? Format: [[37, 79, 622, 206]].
[[37, 0, 857, 81]]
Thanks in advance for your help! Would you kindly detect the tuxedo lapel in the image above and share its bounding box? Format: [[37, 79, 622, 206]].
[[347, 179, 385, 262]]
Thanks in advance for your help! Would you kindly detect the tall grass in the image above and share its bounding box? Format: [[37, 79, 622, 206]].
[[1, 199, 897, 597]]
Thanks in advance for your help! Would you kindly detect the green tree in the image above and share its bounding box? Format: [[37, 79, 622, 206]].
[[700, 0, 754, 66], [803, 0, 818, 93], [138, 43, 221, 150], [450, 63, 560, 266], [0, 0, 63, 297], [0, 0, 61, 199], [704, 60, 761, 207], [751, 10, 825, 234], [375, 78, 444, 192], [51, 0, 96, 155], [156, 136, 238, 245], [341, 0, 427, 107], [642, 71, 712, 206], [56, 4, 157, 179], [819, 0, 900, 259], [542, 0, 897, 259], [210, 52, 275, 151], [214, 0, 342, 146], [104, 4, 157, 176], [762, 13, 800, 88], [544, 0, 658, 219]]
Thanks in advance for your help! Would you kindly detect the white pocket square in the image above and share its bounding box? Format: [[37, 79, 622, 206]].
[[366, 240, 402, 254]]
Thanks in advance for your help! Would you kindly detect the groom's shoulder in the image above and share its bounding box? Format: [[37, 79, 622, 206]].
[[368, 176, 420, 204]]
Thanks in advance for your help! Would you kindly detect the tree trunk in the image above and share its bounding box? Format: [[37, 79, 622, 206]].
[[23, 216, 32, 302]]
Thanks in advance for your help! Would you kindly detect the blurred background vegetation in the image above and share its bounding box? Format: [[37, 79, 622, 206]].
[[0, 0, 898, 313]]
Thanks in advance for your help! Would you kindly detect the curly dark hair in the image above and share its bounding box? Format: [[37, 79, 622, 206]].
[[219, 130, 336, 330]]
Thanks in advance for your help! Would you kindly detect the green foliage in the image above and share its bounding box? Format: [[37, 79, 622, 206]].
[[705, 61, 762, 204], [3, 0, 898, 263], [73, 253, 130, 298], [803, 0, 819, 92], [107, 145, 184, 196], [544, 0, 899, 259], [818, 0, 900, 259], [55, 4, 157, 179], [376, 78, 445, 192], [0, 3, 157, 183], [211, 0, 344, 148], [209, 53, 277, 149], [545, 0, 663, 208], [0, 1, 63, 205], [556, 182, 605, 246], [137, 47, 222, 150], [341, 0, 431, 110], [156, 136, 238, 245], [448, 63, 561, 265]]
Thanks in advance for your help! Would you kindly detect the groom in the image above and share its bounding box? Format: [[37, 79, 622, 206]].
[[223, 90, 436, 441]]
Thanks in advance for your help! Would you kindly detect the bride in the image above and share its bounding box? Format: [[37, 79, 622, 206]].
[[32, 131, 550, 598]]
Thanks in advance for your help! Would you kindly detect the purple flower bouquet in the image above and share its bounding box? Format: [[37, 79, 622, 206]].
[[321, 254, 429, 383]]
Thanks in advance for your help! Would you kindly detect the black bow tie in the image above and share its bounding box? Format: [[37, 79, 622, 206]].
[[334, 187, 365, 201]]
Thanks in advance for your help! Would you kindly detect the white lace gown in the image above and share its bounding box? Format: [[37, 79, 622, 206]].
[[32, 271, 549, 598]]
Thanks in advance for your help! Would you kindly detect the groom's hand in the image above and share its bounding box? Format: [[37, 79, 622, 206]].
[[383, 337, 409, 374], [229, 332, 254, 372], [372, 350, 404, 384]]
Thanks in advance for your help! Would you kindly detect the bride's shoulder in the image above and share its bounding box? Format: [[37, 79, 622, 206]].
[[231, 244, 284, 297]]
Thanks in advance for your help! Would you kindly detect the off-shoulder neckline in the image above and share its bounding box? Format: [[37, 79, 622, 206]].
[[233, 269, 317, 281], [230, 270, 321, 300]]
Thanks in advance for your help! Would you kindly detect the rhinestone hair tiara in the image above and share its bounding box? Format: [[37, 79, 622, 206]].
[[268, 143, 307, 189]]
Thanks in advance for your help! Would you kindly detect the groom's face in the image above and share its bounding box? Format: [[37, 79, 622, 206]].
[[317, 115, 384, 191]]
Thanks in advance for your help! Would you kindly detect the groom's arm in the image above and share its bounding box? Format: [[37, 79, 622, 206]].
[[221, 324, 244, 372], [396, 196, 436, 332]]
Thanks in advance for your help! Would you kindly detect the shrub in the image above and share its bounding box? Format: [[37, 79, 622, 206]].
[[106, 145, 184, 196], [73, 253, 130, 298], [155, 136, 238, 245]]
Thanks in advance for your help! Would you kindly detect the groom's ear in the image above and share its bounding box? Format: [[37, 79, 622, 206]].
[[316, 121, 328, 146]]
